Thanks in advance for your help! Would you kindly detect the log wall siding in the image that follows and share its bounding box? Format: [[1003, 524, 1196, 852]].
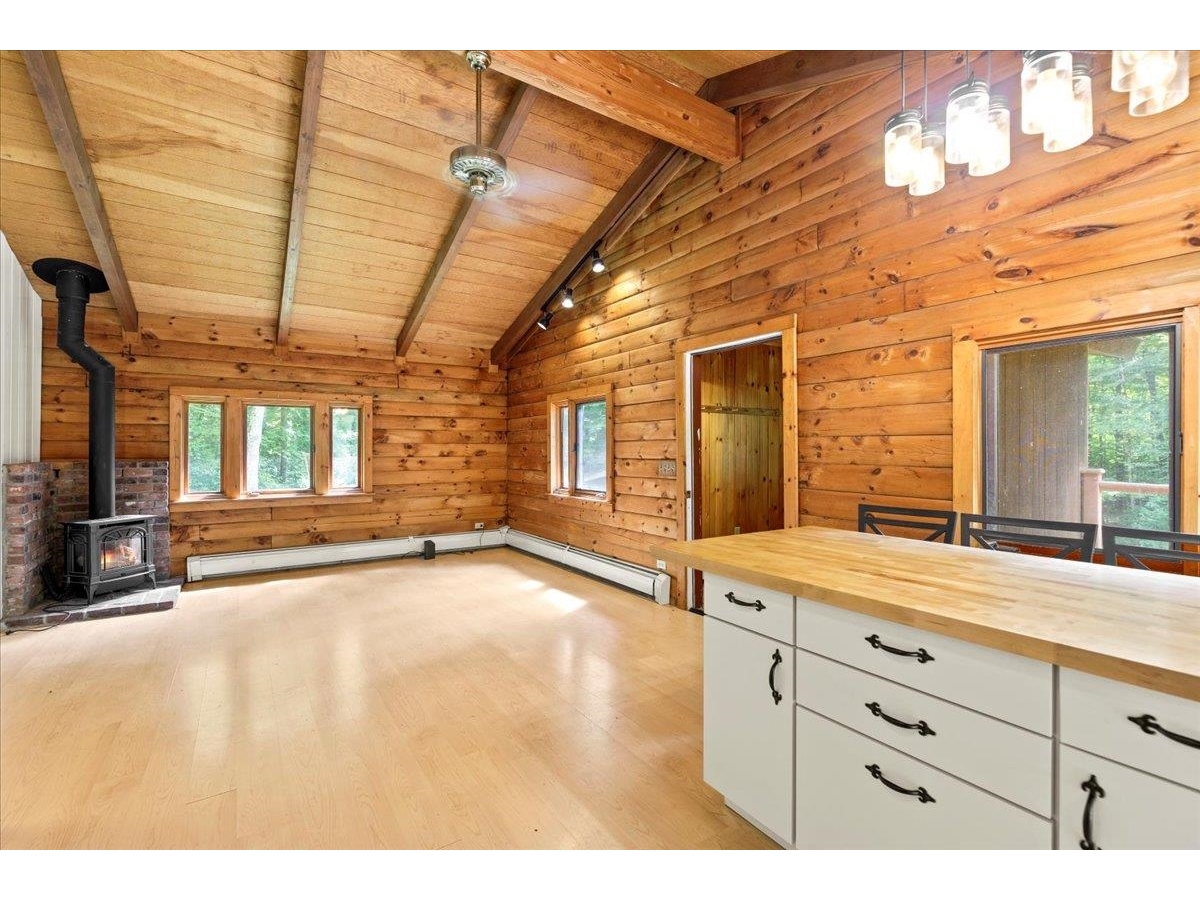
[[506, 54, 1200, 607], [39, 306, 506, 576]]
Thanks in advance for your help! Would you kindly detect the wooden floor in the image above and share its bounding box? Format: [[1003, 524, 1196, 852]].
[[0, 549, 774, 849]]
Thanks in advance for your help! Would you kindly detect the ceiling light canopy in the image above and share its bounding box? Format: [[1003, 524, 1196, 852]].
[[448, 51, 516, 200]]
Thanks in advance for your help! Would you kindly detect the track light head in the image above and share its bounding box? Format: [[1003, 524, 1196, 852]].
[[560, 288, 574, 309], [536, 310, 554, 331], [590, 249, 606, 273]]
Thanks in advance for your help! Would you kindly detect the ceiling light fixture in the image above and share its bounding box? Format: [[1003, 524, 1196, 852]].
[[448, 51, 516, 200], [1043, 61, 1094, 152], [590, 249, 606, 274], [909, 53, 945, 197], [1112, 51, 1190, 116], [560, 287, 575, 309], [968, 52, 1011, 177], [946, 52, 990, 166], [883, 50, 922, 188], [536, 310, 554, 331], [1020, 51, 1073, 137]]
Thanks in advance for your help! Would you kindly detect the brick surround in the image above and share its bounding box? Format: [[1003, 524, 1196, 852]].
[[2, 460, 169, 618]]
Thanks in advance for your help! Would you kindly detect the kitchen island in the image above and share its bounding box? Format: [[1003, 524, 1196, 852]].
[[659, 527, 1200, 850]]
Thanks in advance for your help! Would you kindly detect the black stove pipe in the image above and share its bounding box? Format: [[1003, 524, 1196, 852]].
[[32, 258, 115, 521]]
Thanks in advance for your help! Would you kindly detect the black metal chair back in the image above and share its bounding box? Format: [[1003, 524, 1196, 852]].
[[1101, 526, 1200, 571], [959, 513, 1097, 561], [858, 505, 958, 544]]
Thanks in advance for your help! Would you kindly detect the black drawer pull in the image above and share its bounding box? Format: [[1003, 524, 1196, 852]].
[[865, 701, 936, 736], [1127, 714, 1200, 750], [726, 591, 765, 611], [1080, 774, 1104, 850], [768, 649, 783, 705], [865, 633, 934, 663], [864, 763, 935, 803]]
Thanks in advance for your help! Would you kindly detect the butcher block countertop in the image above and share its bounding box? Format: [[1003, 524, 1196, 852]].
[[659, 527, 1200, 702]]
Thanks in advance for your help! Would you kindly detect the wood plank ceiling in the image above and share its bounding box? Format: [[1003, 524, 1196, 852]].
[[0, 50, 783, 351]]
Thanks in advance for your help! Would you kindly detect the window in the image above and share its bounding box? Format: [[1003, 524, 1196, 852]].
[[548, 386, 613, 502], [170, 389, 372, 506], [953, 302, 1198, 538], [983, 327, 1179, 531]]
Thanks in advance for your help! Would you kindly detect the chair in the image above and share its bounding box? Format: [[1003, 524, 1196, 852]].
[[1102, 526, 1200, 571], [858, 504, 958, 544], [959, 513, 1097, 561]]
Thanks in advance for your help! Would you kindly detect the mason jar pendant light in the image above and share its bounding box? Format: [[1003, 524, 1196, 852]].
[[967, 52, 1010, 177], [909, 53, 945, 197], [1044, 62, 1094, 152], [1021, 50, 1073, 135], [946, 52, 990, 166], [883, 51, 923, 187], [1112, 51, 1191, 116]]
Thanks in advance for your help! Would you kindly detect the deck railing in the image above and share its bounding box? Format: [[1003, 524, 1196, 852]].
[[1080, 468, 1170, 540]]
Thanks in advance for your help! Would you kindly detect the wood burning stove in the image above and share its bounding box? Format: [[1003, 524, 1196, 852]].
[[63, 515, 156, 602]]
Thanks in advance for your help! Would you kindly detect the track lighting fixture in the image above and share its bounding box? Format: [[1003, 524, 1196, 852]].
[[590, 249, 606, 274], [560, 287, 575, 309], [536, 310, 554, 331]]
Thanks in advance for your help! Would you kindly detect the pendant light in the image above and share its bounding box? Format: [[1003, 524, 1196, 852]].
[[1044, 62, 1094, 152], [1112, 51, 1190, 116], [969, 53, 1011, 177], [910, 53, 945, 197], [1020, 51, 1073, 136], [883, 50, 923, 187], [946, 52, 990, 166]]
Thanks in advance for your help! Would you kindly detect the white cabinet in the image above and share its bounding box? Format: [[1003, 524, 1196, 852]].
[[1060, 668, 1200, 791], [703, 615, 793, 845], [794, 707, 1051, 849], [1058, 746, 1200, 849], [704, 573, 793, 644], [795, 649, 1052, 815], [794, 596, 1053, 734]]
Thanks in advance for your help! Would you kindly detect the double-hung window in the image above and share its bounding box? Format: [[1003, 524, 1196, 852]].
[[548, 386, 613, 502], [171, 389, 372, 506]]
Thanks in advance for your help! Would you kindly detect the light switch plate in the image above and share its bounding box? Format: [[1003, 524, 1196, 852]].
[[657, 460, 676, 477], [655, 560, 667, 571]]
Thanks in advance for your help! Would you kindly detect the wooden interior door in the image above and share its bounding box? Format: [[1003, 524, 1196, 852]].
[[691, 339, 785, 610]]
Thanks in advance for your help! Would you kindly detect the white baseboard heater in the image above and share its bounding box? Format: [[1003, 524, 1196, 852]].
[[185, 525, 671, 604]]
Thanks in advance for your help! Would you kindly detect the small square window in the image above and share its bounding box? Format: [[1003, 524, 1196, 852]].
[[548, 387, 612, 502]]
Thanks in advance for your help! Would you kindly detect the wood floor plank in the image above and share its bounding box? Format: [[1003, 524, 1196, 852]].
[[0, 550, 774, 849]]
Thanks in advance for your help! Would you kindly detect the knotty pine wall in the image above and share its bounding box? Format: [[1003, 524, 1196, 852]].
[[40, 306, 506, 576], [507, 52, 1200, 606]]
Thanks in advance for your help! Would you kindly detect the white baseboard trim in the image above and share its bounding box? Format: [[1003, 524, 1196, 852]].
[[185, 525, 671, 604]]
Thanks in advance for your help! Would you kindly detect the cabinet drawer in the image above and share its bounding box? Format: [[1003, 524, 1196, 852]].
[[704, 573, 793, 644], [1058, 745, 1200, 850], [703, 616, 793, 846], [794, 707, 1050, 849], [794, 598, 1052, 734], [795, 650, 1051, 816], [1060, 668, 1200, 790]]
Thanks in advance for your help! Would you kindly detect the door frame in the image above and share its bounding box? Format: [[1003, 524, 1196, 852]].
[[675, 314, 799, 609]]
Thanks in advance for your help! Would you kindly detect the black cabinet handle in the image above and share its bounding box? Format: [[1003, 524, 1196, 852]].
[[768, 649, 783, 705], [1128, 714, 1200, 750], [1080, 774, 1104, 850], [865, 701, 936, 736], [864, 764, 935, 803], [726, 591, 765, 611], [865, 633, 934, 663]]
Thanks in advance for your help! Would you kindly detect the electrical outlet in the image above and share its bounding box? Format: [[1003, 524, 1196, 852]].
[[474, 522, 485, 530], [655, 559, 667, 571]]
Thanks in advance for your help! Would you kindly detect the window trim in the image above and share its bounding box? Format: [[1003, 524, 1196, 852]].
[[170, 388, 373, 508], [952, 302, 1198, 534], [547, 384, 614, 505]]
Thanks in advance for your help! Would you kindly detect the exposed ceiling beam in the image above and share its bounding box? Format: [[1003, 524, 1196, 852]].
[[22, 50, 139, 334], [486, 51, 740, 165], [490, 141, 678, 367], [599, 148, 692, 258], [395, 83, 538, 360], [701, 50, 900, 109], [276, 50, 326, 347]]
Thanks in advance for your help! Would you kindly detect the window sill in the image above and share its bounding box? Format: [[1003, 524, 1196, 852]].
[[549, 491, 612, 506], [171, 492, 373, 512]]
